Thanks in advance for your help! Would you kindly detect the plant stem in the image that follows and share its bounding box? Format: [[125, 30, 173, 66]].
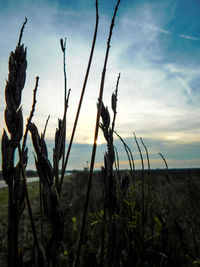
[[74, 1, 121, 266], [59, 0, 99, 194]]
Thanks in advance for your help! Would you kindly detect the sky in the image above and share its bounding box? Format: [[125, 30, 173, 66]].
[[0, 0, 200, 170]]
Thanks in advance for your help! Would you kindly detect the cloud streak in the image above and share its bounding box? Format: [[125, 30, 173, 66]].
[[179, 34, 200, 41]]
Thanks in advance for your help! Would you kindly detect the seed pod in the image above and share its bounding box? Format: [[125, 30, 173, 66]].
[[101, 102, 110, 128], [40, 154, 54, 186], [1, 130, 14, 184], [36, 153, 54, 187], [111, 92, 117, 113], [8, 44, 27, 108], [28, 122, 41, 156], [40, 133, 48, 157], [5, 82, 16, 111], [100, 122, 108, 141], [13, 46, 27, 108], [54, 119, 64, 160], [60, 38, 65, 52], [5, 107, 14, 136], [14, 107, 23, 144], [35, 157, 49, 187]]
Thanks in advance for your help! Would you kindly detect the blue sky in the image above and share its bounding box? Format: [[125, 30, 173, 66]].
[[0, 0, 200, 170]]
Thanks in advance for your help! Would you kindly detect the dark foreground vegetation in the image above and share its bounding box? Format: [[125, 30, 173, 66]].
[[0, 169, 200, 266]]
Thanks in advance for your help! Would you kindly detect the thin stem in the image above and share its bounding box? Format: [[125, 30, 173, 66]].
[[134, 132, 144, 265], [74, 1, 121, 266], [21, 166, 39, 248], [39, 179, 45, 247], [20, 78, 39, 249], [158, 152, 168, 170], [114, 131, 135, 173], [140, 137, 150, 194], [18, 17, 27, 47], [43, 115, 50, 137], [140, 137, 154, 240], [114, 146, 120, 177], [22, 76, 39, 152], [59, 0, 99, 194], [61, 37, 67, 170]]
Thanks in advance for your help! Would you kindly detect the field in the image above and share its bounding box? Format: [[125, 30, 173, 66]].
[[0, 169, 200, 266]]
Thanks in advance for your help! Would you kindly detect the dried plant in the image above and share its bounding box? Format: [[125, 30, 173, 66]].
[[28, 122, 64, 266], [1, 18, 44, 266]]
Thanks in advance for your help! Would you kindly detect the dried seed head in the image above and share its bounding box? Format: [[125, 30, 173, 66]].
[[111, 92, 117, 113], [101, 102, 110, 129], [14, 107, 23, 144], [100, 122, 109, 141], [1, 130, 14, 184], [28, 122, 41, 156], [40, 133, 48, 157], [54, 119, 64, 160], [60, 38, 65, 52], [5, 107, 14, 135], [41, 154, 54, 186], [5, 82, 16, 111], [8, 44, 27, 109]]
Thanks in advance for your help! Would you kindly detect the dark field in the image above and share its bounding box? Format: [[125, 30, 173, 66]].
[[0, 169, 199, 266]]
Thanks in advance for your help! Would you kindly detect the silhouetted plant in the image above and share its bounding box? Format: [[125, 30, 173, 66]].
[[1, 18, 45, 266]]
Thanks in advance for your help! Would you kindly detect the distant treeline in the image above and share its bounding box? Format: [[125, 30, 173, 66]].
[[0, 168, 199, 180], [0, 170, 37, 180]]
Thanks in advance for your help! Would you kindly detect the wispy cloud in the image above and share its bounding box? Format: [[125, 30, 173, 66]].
[[145, 24, 170, 34], [179, 34, 200, 41], [176, 76, 193, 99]]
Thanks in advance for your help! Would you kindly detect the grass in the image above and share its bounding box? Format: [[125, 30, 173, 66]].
[[0, 170, 200, 266], [1, 1, 200, 266], [0, 182, 39, 222]]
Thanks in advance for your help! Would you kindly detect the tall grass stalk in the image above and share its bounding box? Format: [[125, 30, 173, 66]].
[[59, 0, 99, 194], [74, 1, 121, 266], [134, 132, 145, 266], [159, 152, 169, 170], [60, 37, 68, 171]]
